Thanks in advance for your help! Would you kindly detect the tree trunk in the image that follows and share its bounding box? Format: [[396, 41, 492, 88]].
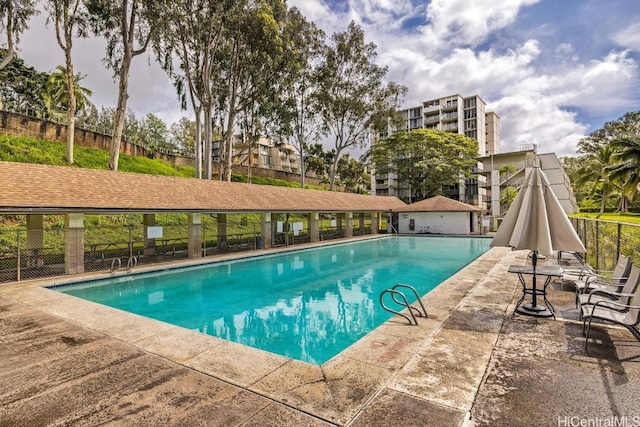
[[0, 49, 14, 71], [194, 106, 202, 179], [222, 81, 238, 182], [329, 147, 341, 191], [597, 196, 606, 218], [109, 55, 132, 171], [64, 33, 76, 165], [0, 1, 14, 70], [203, 107, 212, 179], [222, 112, 236, 182], [300, 150, 305, 189]]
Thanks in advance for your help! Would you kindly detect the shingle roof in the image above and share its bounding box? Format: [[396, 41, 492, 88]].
[[1, 161, 407, 214], [395, 195, 484, 212]]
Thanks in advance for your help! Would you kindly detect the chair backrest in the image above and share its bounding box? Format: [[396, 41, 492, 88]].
[[625, 268, 640, 327], [621, 263, 640, 294], [613, 254, 633, 284]]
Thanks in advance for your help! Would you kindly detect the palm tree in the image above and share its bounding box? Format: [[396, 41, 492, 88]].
[[574, 144, 620, 217], [43, 65, 93, 116], [608, 133, 640, 212]]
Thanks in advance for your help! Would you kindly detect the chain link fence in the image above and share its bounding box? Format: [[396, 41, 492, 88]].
[[0, 219, 374, 283], [0, 229, 65, 282]]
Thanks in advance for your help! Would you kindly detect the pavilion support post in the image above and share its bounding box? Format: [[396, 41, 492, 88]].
[[261, 213, 272, 249], [346, 212, 354, 238], [271, 213, 279, 247], [371, 213, 380, 235], [309, 212, 320, 243], [64, 213, 84, 274], [26, 214, 44, 267], [336, 213, 344, 234], [217, 214, 228, 252], [188, 213, 202, 258], [358, 213, 365, 235], [143, 214, 157, 256]]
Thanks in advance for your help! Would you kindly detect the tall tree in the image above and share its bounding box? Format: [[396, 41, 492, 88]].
[[140, 113, 172, 154], [86, 0, 164, 171], [0, 47, 48, 111], [367, 129, 479, 203], [45, 0, 89, 164], [336, 153, 366, 193], [169, 116, 196, 156], [270, 7, 324, 188], [576, 110, 640, 214], [305, 142, 334, 182], [606, 111, 640, 211], [216, 0, 288, 182], [574, 142, 619, 217], [609, 133, 640, 211], [155, 0, 226, 179], [0, 0, 38, 70], [316, 21, 406, 190]]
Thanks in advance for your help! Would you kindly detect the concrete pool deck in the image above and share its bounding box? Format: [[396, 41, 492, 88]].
[[1, 242, 640, 426]]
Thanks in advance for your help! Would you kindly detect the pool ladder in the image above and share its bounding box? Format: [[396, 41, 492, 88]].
[[109, 256, 138, 273], [379, 284, 428, 325]]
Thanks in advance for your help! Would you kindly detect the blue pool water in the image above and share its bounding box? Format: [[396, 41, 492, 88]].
[[55, 236, 490, 364]]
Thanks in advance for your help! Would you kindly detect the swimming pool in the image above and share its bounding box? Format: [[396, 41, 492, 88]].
[[55, 236, 491, 364]]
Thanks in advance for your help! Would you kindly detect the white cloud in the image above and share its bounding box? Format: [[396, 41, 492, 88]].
[[425, 0, 541, 47], [288, 0, 332, 23], [611, 22, 640, 51], [557, 50, 638, 114]]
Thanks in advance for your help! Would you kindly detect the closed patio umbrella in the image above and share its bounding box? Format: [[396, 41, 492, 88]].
[[491, 166, 586, 316]]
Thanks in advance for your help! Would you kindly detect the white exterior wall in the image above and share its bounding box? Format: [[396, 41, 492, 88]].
[[398, 212, 471, 235], [538, 153, 579, 214]]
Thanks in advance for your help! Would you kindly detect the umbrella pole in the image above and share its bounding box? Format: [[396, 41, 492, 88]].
[[531, 250, 538, 308]]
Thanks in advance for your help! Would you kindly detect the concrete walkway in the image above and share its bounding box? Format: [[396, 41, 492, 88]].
[[1, 247, 639, 426]]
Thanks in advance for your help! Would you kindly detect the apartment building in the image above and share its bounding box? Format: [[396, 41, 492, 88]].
[[374, 94, 500, 207], [476, 145, 579, 218], [213, 136, 301, 174]]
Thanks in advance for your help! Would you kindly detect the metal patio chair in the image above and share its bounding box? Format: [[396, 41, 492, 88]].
[[578, 263, 640, 319], [581, 277, 640, 352]]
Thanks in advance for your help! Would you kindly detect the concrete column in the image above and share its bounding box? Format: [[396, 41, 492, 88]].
[[358, 213, 365, 234], [271, 213, 279, 247], [143, 214, 156, 256], [64, 213, 84, 274], [346, 212, 353, 238], [371, 213, 380, 235], [261, 213, 272, 249], [217, 213, 228, 251], [308, 212, 320, 242], [188, 213, 202, 258], [26, 214, 44, 267]]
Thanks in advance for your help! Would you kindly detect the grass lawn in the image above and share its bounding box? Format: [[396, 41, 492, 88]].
[[570, 212, 640, 225]]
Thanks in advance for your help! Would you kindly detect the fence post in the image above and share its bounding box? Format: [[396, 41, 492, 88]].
[[581, 219, 587, 257], [595, 221, 600, 270], [17, 230, 21, 282], [617, 223, 622, 257]]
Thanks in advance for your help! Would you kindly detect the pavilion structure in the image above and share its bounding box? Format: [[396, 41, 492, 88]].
[[1, 162, 407, 278]]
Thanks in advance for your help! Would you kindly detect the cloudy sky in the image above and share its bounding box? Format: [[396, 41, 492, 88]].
[[13, 0, 640, 157]]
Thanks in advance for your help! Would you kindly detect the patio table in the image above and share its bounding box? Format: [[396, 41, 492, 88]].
[[509, 264, 564, 319]]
